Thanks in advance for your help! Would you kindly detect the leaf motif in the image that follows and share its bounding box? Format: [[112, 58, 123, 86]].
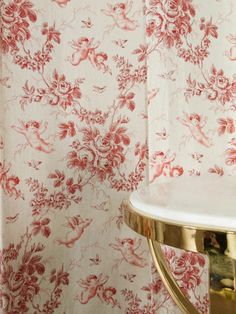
[[42, 226, 51, 238], [226, 148, 236, 165], [35, 262, 45, 275], [30, 255, 42, 264], [53, 69, 59, 80], [32, 225, 41, 236], [28, 9, 37, 22], [127, 101, 135, 111]]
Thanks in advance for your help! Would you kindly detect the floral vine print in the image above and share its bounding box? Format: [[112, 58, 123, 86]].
[[1, 0, 236, 313], [0, 235, 69, 313], [185, 66, 236, 107]]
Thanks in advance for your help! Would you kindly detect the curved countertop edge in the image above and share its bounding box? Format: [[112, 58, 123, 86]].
[[126, 199, 236, 233]]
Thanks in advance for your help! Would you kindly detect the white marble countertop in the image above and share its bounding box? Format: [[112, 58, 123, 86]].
[[130, 176, 236, 232]]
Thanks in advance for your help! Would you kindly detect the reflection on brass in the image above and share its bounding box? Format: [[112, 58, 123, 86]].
[[226, 233, 236, 260], [123, 200, 236, 314], [210, 290, 236, 314]]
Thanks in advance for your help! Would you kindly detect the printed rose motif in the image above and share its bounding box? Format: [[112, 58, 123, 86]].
[[162, 0, 181, 18], [95, 135, 112, 153], [215, 75, 229, 90], [8, 271, 25, 291], [108, 148, 125, 167], [185, 66, 236, 105], [0, 232, 69, 313], [48, 70, 81, 110], [207, 66, 236, 104], [20, 72, 82, 110], [67, 147, 95, 170], [96, 157, 114, 181], [0, 0, 37, 53], [66, 118, 132, 183], [210, 68, 228, 89], [164, 249, 206, 295], [145, 0, 195, 49], [144, 0, 219, 72]]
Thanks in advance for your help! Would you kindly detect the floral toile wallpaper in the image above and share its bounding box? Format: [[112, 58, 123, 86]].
[[0, 0, 235, 313]]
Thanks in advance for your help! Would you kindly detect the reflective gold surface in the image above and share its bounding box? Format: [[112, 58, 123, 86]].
[[123, 200, 236, 314]]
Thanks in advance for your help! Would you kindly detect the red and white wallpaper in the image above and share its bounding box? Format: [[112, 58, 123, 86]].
[[0, 0, 235, 313]]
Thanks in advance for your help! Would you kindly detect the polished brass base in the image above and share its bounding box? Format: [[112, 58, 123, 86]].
[[123, 200, 236, 314], [211, 292, 236, 314]]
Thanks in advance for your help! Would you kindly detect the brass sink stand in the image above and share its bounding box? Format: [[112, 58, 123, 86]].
[[123, 201, 236, 314]]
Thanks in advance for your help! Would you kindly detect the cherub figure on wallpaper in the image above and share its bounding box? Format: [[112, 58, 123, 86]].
[[77, 274, 108, 304], [109, 237, 148, 270], [102, 1, 138, 36], [12, 120, 54, 155], [56, 215, 92, 248], [68, 37, 111, 74], [177, 112, 213, 148], [225, 34, 236, 61], [76, 274, 119, 307], [150, 150, 176, 183], [68, 37, 99, 66]]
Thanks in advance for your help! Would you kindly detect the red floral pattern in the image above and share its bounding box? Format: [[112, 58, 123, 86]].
[[0, 0, 37, 53], [1, 0, 235, 313], [0, 161, 23, 199]]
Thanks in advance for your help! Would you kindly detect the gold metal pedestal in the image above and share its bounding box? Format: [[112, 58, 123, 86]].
[[123, 201, 236, 314]]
